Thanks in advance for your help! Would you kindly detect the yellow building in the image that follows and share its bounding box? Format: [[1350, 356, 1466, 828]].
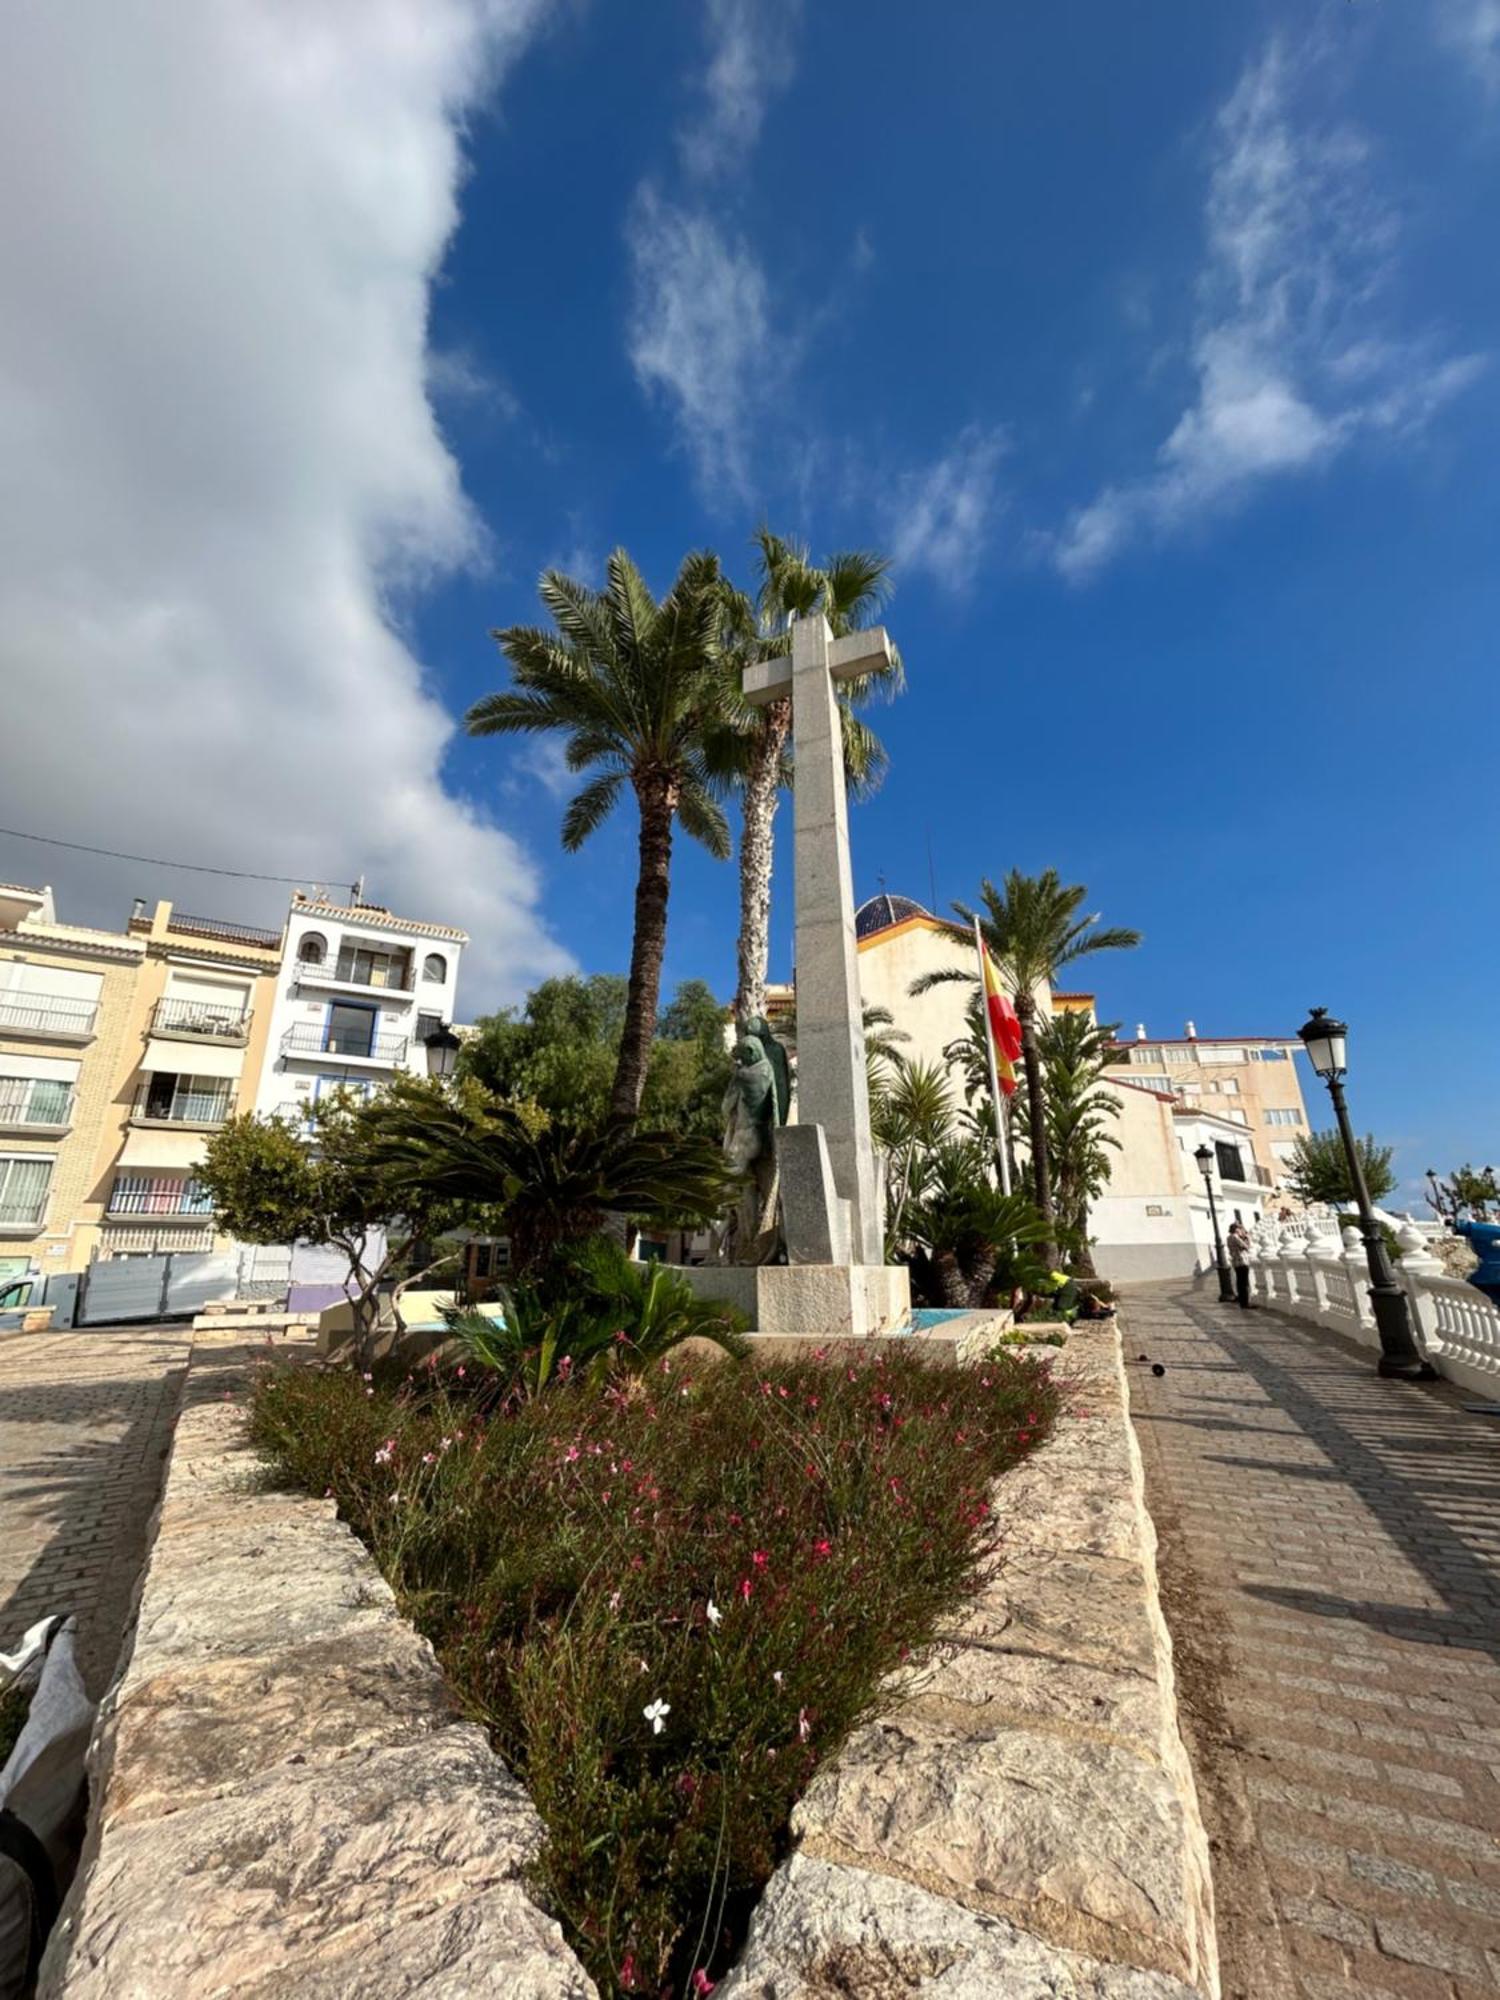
[[1110, 1024, 1311, 1190], [0, 887, 285, 1274], [0, 884, 146, 1278]]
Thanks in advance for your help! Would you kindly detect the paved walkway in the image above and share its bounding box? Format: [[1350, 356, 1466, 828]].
[[0, 1327, 190, 1695], [1126, 1280, 1500, 2000]]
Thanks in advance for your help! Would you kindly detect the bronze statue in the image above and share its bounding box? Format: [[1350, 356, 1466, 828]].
[[720, 1017, 791, 1264]]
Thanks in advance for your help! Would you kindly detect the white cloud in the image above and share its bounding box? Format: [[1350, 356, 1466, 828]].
[[0, 0, 573, 1009], [679, 0, 801, 180], [887, 427, 1009, 592], [1055, 41, 1484, 580], [1439, 0, 1500, 92], [626, 186, 778, 501]]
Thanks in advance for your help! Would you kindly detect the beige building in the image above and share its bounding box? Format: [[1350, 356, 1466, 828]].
[[1110, 1025, 1311, 1191], [0, 885, 146, 1277]]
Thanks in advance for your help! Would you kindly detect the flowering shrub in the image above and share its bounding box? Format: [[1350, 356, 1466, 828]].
[[250, 1342, 1061, 1998]]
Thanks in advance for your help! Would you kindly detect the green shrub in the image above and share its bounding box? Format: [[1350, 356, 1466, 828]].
[[445, 1236, 748, 1402], [250, 1342, 1060, 1998]]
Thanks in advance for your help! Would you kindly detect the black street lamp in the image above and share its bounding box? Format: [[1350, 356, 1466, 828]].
[[1194, 1142, 1236, 1303], [421, 1022, 462, 1081], [1296, 1007, 1436, 1381]]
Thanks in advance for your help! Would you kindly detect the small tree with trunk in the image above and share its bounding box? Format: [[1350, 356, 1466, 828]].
[[197, 1082, 464, 1366], [1425, 1163, 1498, 1223]]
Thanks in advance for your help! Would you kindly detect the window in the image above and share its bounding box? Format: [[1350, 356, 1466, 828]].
[[1215, 1077, 1240, 1095], [0, 1075, 73, 1126], [324, 1002, 376, 1057], [1215, 1141, 1246, 1182], [1161, 1046, 1196, 1065], [297, 932, 327, 965], [334, 943, 410, 989], [139, 1073, 232, 1124], [1263, 1107, 1303, 1127], [422, 953, 448, 983], [1249, 1048, 1288, 1062], [0, 1155, 53, 1228], [108, 1174, 213, 1217]]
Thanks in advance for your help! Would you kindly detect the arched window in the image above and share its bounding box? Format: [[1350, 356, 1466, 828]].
[[297, 932, 327, 965], [422, 952, 447, 983]]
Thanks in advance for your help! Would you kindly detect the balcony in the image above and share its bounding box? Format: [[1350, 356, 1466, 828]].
[[281, 1024, 408, 1066], [0, 992, 98, 1043], [129, 1082, 234, 1130], [294, 954, 415, 1000], [166, 912, 283, 950], [151, 996, 251, 1044], [0, 1084, 75, 1138], [106, 1178, 215, 1219]]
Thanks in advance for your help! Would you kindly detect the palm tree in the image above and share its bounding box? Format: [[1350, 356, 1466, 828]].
[[1008, 1010, 1124, 1271], [911, 868, 1140, 1256], [870, 1056, 954, 1252], [711, 530, 899, 1030], [469, 549, 729, 1120]]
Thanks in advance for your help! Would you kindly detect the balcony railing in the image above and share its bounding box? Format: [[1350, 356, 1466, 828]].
[[0, 1084, 75, 1131], [130, 1083, 234, 1127], [151, 996, 251, 1043], [0, 992, 98, 1039], [106, 1179, 215, 1218], [0, 1200, 47, 1229], [167, 913, 283, 949], [281, 1025, 408, 1063], [295, 958, 415, 993]]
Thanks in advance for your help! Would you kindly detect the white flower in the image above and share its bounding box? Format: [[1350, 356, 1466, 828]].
[[772, 1670, 783, 1686], [706, 1600, 722, 1627], [643, 1698, 671, 1735]]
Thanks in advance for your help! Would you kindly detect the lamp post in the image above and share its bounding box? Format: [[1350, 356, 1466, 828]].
[[1194, 1143, 1236, 1302], [1296, 1007, 1436, 1381], [421, 1022, 462, 1081]]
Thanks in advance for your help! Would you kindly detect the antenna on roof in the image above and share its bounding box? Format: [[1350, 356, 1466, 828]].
[[350, 874, 365, 903]]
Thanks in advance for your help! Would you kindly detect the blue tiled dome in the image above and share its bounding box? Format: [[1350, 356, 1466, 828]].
[[855, 892, 931, 939]]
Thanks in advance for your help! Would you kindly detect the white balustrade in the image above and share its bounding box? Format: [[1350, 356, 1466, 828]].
[[1248, 1235, 1500, 1397]]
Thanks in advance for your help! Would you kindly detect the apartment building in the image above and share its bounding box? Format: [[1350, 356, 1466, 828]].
[[0, 884, 146, 1277], [1109, 1024, 1311, 1191], [251, 892, 466, 1124], [0, 883, 467, 1276]]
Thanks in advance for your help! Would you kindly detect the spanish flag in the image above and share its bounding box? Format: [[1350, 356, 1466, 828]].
[[980, 944, 1022, 1095]]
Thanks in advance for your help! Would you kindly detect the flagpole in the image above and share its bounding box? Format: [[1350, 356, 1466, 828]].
[[974, 916, 1012, 1195]]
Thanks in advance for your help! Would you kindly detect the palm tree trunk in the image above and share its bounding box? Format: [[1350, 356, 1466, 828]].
[[1018, 1001, 1056, 1261], [734, 699, 790, 1030], [611, 774, 677, 1121]]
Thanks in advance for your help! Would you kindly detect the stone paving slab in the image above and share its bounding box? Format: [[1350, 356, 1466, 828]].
[[1125, 1280, 1500, 2000], [0, 1325, 190, 1694]]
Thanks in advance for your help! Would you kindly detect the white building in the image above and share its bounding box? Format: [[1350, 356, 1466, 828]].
[[252, 893, 467, 1123]]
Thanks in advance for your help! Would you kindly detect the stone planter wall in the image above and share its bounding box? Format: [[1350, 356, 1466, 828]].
[[719, 1321, 1220, 1999], [39, 1337, 597, 1999], [44, 1321, 1216, 2000]]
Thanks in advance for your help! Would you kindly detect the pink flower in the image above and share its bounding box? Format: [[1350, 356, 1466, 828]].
[[751, 1550, 769, 1569], [421, 1451, 437, 1466], [563, 1445, 581, 1463], [457, 1364, 467, 1377], [812, 1538, 831, 1558], [557, 1354, 574, 1379], [737, 1576, 753, 1602], [618, 1950, 638, 1988], [691, 1971, 716, 1995]]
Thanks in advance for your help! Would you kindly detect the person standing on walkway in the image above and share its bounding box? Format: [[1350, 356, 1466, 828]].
[[1227, 1219, 1254, 1309]]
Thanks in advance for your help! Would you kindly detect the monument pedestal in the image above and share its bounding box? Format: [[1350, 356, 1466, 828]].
[[673, 1260, 910, 1339]]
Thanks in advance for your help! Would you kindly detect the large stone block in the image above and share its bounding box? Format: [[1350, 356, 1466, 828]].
[[718, 1854, 1201, 2000], [754, 1262, 910, 1338], [776, 1124, 847, 1265]]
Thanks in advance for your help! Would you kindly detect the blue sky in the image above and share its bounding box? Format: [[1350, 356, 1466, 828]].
[[2, 1, 1496, 1200]]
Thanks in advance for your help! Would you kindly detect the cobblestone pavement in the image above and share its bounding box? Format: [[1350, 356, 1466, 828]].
[[1125, 1280, 1500, 2000], [0, 1326, 190, 1695]]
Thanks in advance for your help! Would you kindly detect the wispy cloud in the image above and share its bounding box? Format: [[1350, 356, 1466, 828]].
[[679, 0, 801, 180], [1054, 40, 1484, 581], [1439, 0, 1500, 92], [625, 0, 803, 501], [626, 187, 779, 501], [887, 426, 1009, 593]]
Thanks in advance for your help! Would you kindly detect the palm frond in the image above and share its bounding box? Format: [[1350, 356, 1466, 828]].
[[560, 772, 625, 851], [675, 779, 732, 860]]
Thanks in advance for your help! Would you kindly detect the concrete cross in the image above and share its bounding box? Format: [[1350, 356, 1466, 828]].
[[742, 616, 893, 1266]]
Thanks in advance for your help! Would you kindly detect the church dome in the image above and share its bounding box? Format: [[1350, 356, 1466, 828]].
[[855, 892, 932, 939]]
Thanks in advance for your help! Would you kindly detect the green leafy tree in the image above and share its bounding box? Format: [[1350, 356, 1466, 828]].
[[1006, 1012, 1124, 1272], [469, 549, 730, 1119], [1285, 1128, 1396, 1208], [197, 1083, 463, 1365], [911, 869, 1140, 1257], [1425, 1163, 1499, 1223], [710, 531, 900, 1030]]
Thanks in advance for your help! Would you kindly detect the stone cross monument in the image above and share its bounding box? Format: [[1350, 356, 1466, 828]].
[[740, 615, 909, 1338]]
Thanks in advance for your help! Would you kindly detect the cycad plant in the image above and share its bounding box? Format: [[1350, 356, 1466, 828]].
[[912, 869, 1139, 1257], [710, 530, 900, 1029], [905, 1142, 1054, 1308], [469, 549, 729, 1119]]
